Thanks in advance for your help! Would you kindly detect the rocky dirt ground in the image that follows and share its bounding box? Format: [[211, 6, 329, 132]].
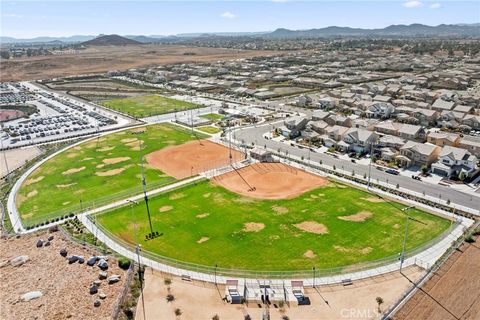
[[0, 229, 128, 320]]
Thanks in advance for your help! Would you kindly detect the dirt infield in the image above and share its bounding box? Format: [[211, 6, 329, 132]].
[[393, 234, 480, 320], [212, 163, 329, 199], [145, 140, 244, 179]]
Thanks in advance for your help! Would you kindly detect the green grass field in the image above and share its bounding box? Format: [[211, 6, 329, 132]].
[[200, 113, 224, 122], [17, 123, 207, 226], [102, 95, 201, 117], [97, 180, 451, 271], [197, 126, 222, 134]]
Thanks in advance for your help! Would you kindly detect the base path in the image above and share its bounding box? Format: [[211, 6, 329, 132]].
[[145, 140, 244, 179], [212, 162, 329, 199]]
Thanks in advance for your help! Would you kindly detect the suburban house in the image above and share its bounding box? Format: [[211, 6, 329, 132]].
[[431, 146, 478, 178], [308, 120, 329, 134], [311, 110, 330, 121], [325, 114, 352, 127], [325, 125, 350, 142], [398, 141, 441, 167], [431, 99, 455, 112], [411, 108, 439, 126], [427, 132, 461, 147], [342, 128, 378, 153], [459, 136, 480, 157], [317, 97, 337, 109], [366, 102, 395, 118], [462, 115, 480, 130], [279, 117, 309, 138], [378, 135, 406, 149], [374, 121, 425, 141]]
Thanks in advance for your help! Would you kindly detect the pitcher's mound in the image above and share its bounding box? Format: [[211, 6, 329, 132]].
[[212, 163, 329, 199], [146, 140, 244, 179]]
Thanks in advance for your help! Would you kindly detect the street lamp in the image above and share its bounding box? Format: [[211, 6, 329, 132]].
[[399, 206, 415, 273]]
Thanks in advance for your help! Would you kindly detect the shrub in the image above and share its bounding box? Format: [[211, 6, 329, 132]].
[[166, 294, 175, 302], [174, 308, 182, 316], [118, 258, 131, 270], [212, 315, 220, 320], [164, 278, 172, 286]]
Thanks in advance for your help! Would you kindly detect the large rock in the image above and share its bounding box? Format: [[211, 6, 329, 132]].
[[97, 259, 108, 271], [98, 271, 108, 280], [78, 256, 85, 264], [93, 299, 101, 307], [44, 241, 51, 247], [87, 256, 98, 266], [89, 284, 98, 295], [107, 275, 121, 284], [60, 248, 68, 257], [10, 255, 29, 267], [98, 292, 107, 300], [47, 235, 54, 241], [68, 255, 79, 264], [21, 291, 43, 302], [36, 240, 44, 248]]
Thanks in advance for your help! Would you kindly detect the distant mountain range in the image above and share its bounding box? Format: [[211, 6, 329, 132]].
[[1, 23, 479, 45], [267, 23, 480, 38]]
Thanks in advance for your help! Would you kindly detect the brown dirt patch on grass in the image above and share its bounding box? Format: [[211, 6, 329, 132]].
[[159, 206, 173, 213], [97, 146, 115, 152], [56, 183, 77, 188], [212, 163, 329, 200], [62, 201, 70, 206], [62, 166, 86, 175], [95, 168, 126, 176], [338, 211, 373, 222], [103, 157, 131, 165], [294, 221, 329, 235], [272, 205, 289, 215], [169, 193, 185, 200], [146, 140, 244, 179], [303, 250, 317, 259], [25, 176, 44, 186], [27, 190, 38, 198], [242, 222, 265, 232], [196, 213, 209, 219], [197, 237, 210, 244], [66, 153, 79, 159], [334, 245, 372, 255]]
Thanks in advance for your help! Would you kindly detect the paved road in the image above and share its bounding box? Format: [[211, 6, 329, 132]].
[[234, 122, 480, 214]]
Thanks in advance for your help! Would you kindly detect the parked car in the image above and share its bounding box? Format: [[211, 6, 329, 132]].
[[385, 169, 400, 175], [411, 175, 422, 181]]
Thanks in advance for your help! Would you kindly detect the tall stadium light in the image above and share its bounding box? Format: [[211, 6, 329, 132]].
[[399, 206, 415, 273], [134, 132, 154, 235], [127, 199, 139, 242]]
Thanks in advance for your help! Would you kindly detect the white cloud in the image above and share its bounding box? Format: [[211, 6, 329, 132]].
[[220, 11, 236, 19], [402, 1, 424, 8], [429, 3, 442, 9], [271, 0, 289, 3]]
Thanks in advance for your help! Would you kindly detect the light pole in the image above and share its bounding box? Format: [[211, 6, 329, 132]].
[[399, 206, 415, 273], [136, 244, 147, 320], [313, 266, 316, 288], [127, 199, 139, 243]]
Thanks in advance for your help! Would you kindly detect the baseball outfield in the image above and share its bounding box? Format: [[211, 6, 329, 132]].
[[95, 163, 451, 271], [16, 123, 243, 226]]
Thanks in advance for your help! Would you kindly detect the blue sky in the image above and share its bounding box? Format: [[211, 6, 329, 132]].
[[1, 1, 478, 38]]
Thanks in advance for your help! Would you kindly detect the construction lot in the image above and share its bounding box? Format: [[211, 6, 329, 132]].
[[393, 233, 480, 320], [136, 267, 424, 320], [1, 45, 275, 82]]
